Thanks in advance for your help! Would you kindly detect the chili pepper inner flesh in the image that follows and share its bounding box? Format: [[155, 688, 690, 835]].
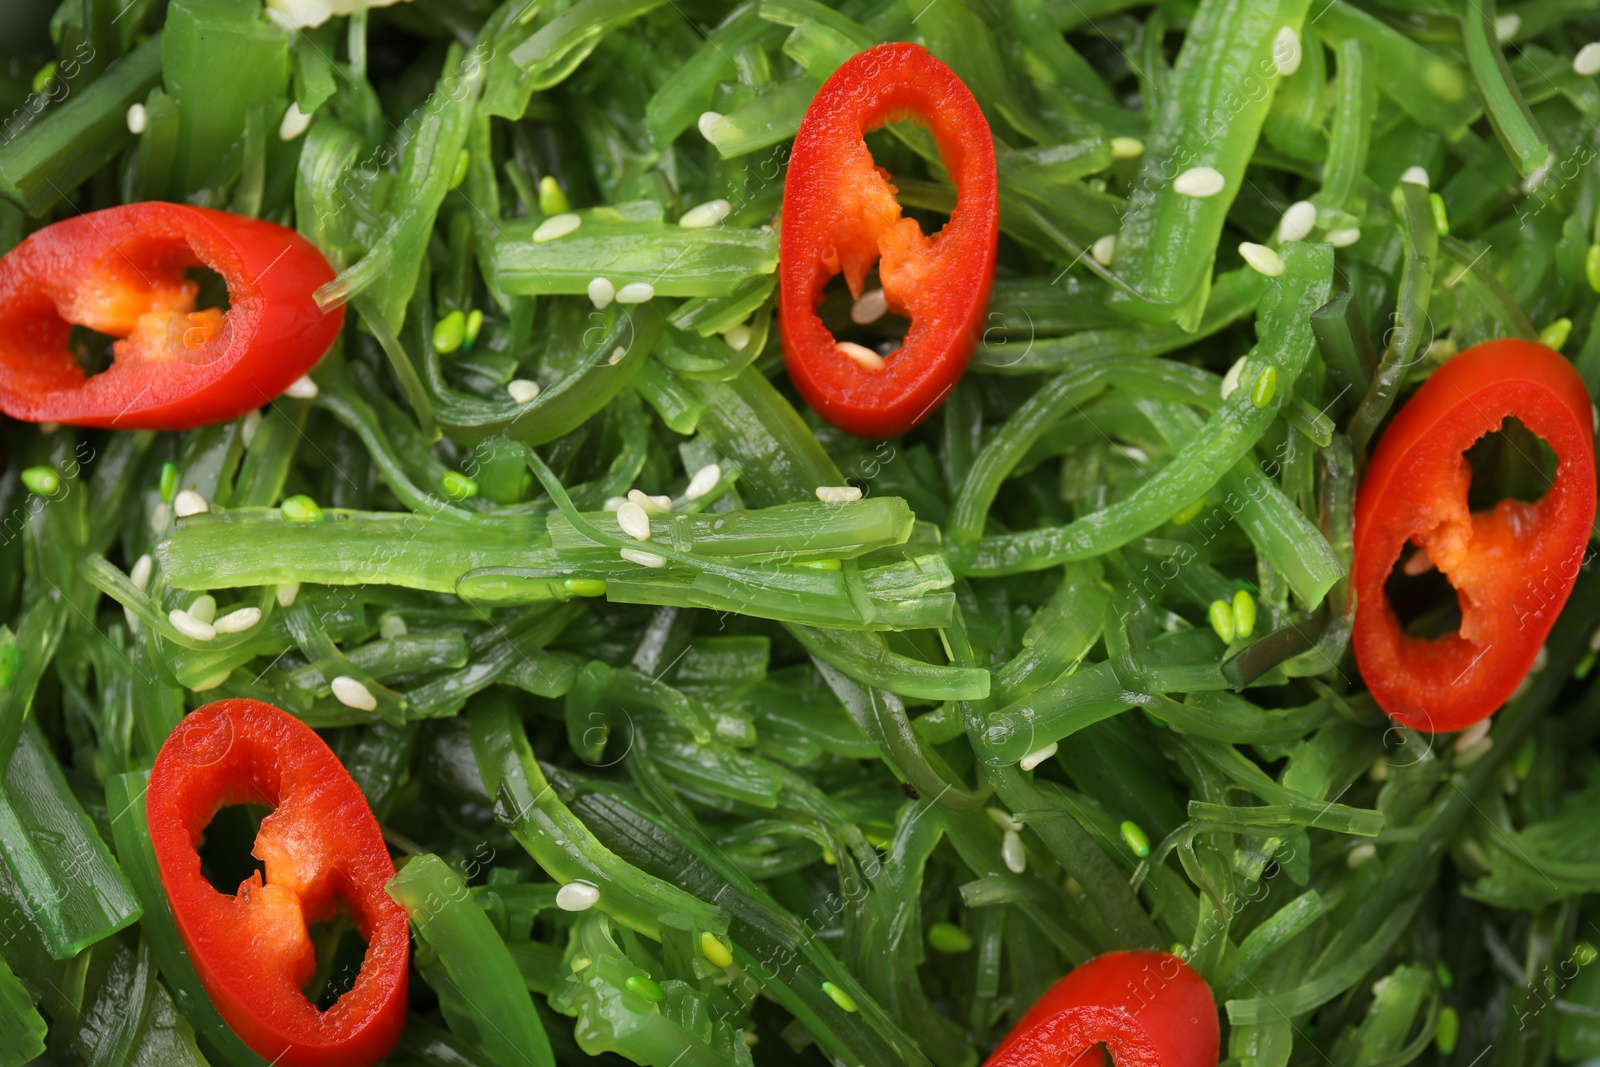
[[819, 138, 947, 370], [56, 236, 233, 376]]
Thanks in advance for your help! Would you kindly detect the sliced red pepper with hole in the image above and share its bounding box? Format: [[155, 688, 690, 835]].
[[0, 203, 342, 430], [778, 42, 998, 439], [984, 950, 1220, 1067], [147, 699, 407, 1067], [1354, 339, 1596, 733]]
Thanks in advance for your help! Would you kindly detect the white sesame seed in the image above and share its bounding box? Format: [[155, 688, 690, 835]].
[[1091, 234, 1117, 266], [124, 610, 138, 632], [283, 375, 319, 399], [1109, 136, 1144, 160], [987, 807, 1024, 832], [616, 501, 653, 541], [533, 213, 581, 242], [1221, 356, 1248, 399], [1400, 165, 1429, 189], [587, 277, 615, 309], [1456, 736, 1494, 767], [191, 669, 230, 692], [1326, 227, 1362, 247], [130, 553, 153, 591], [169, 609, 216, 641], [279, 101, 313, 141], [1522, 156, 1555, 196], [331, 675, 378, 711], [816, 485, 863, 503], [150, 503, 169, 532], [608, 346, 627, 365], [556, 882, 601, 911], [1346, 843, 1377, 869], [615, 282, 655, 304], [126, 102, 147, 135], [697, 111, 729, 142], [1454, 717, 1493, 751], [1001, 829, 1027, 874], [1279, 200, 1317, 242], [1272, 26, 1302, 76], [620, 547, 667, 568], [213, 607, 262, 634], [1173, 166, 1225, 197], [722, 323, 752, 350], [679, 199, 732, 228], [379, 614, 408, 639], [1589, 624, 1600, 652], [1531, 645, 1549, 673], [507, 379, 541, 403], [603, 496, 629, 511], [627, 489, 671, 515], [187, 594, 217, 625], [241, 408, 263, 447], [836, 341, 885, 371], [1495, 12, 1519, 41], [1019, 742, 1058, 771], [851, 288, 889, 324], [276, 581, 300, 607], [173, 490, 209, 518], [1238, 242, 1284, 277], [1576, 42, 1600, 76], [685, 464, 721, 500]]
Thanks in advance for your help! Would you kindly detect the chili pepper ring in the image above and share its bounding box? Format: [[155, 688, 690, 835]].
[[0, 203, 343, 430], [146, 699, 408, 1067], [1353, 339, 1597, 732], [778, 42, 999, 439]]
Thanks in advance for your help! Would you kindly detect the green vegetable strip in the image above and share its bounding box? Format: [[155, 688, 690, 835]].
[[1316, 1, 1479, 138], [645, 3, 769, 143], [387, 855, 555, 1067], [0, 595, 66, 777], [0, 721, 140, 959], [954, 244, 1333, 575], [0, 34, 163, 214], [316, 44, 482, 329], [792, 624, 988, 702], [808, 655, 986, 808], [492, 219, 778, 298], [1348, 183, 1437, 456], [1108, 0, 1310, 327], [0, 952, 45, 1067], [1460, 0, 1549, 177], [468, 699, 726, 940], [557, 768, 936, 1067], [1137, 399, 1344, 607], [107, 772, 270, 1067], [1318, 38, 1374, 212], [974, 269, 1268, 374]]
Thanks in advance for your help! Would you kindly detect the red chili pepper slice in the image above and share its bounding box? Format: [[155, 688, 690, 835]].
[[0, 203, 342, 431], [778, 42, 998, 439], [147, 699, 408, 1067], [985, 950, 1219, 1067], [1353, 339, 1596, 732]]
